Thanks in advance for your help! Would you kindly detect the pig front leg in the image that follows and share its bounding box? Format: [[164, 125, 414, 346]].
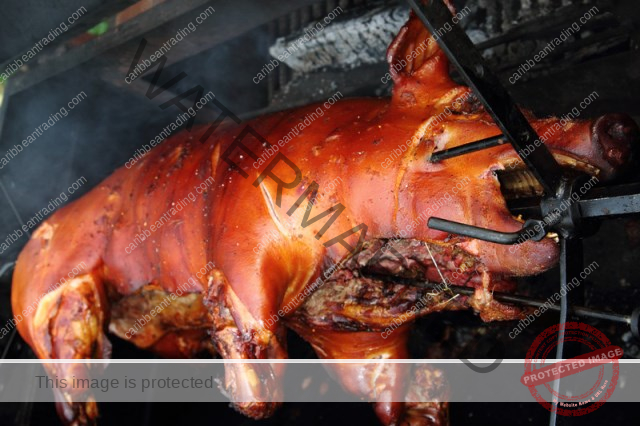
[[288, 272, 457, 425], [204, 269, 288, 419], [288, 325, 449, 426]]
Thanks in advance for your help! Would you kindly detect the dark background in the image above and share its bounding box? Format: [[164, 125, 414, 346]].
[[1, 0, 640, 425]]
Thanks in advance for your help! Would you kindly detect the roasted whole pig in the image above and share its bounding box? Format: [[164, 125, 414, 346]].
[[11, 2, 639, 425]]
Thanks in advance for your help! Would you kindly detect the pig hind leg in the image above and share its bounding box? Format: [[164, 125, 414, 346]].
[[31, 272, 111, 425]]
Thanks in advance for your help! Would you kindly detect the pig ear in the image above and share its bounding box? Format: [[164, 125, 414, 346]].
[[387, 1, 458, 106]]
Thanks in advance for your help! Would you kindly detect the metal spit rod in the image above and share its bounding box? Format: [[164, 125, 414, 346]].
[[372, 274, 640, 337]]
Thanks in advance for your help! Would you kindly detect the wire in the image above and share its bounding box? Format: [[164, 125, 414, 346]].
[[423, 242, 450, 288], [549, 238, 571, 426]]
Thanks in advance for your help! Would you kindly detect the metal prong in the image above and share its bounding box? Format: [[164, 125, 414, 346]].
[[428, 217, 546, 245], [430, 135, 506, 162]]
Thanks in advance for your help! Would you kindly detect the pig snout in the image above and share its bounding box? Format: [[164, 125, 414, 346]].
[[592, 113, 639, 176]]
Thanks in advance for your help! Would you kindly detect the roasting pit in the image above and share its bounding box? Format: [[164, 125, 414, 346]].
[[1, 0, 640, 425]]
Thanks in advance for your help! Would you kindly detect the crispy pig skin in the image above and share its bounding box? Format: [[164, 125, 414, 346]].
[[10, 1, 638, 425]]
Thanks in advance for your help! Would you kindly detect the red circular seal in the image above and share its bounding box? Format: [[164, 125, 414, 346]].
[[521, 322, 622, 416]]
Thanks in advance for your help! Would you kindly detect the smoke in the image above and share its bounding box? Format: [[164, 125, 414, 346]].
[[0, 3, 282, 265], [0, 63, 179, 263], [0, 0, 102, 64]]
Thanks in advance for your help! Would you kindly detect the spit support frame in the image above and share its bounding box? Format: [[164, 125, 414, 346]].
[[408, 0, 640, 424]]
